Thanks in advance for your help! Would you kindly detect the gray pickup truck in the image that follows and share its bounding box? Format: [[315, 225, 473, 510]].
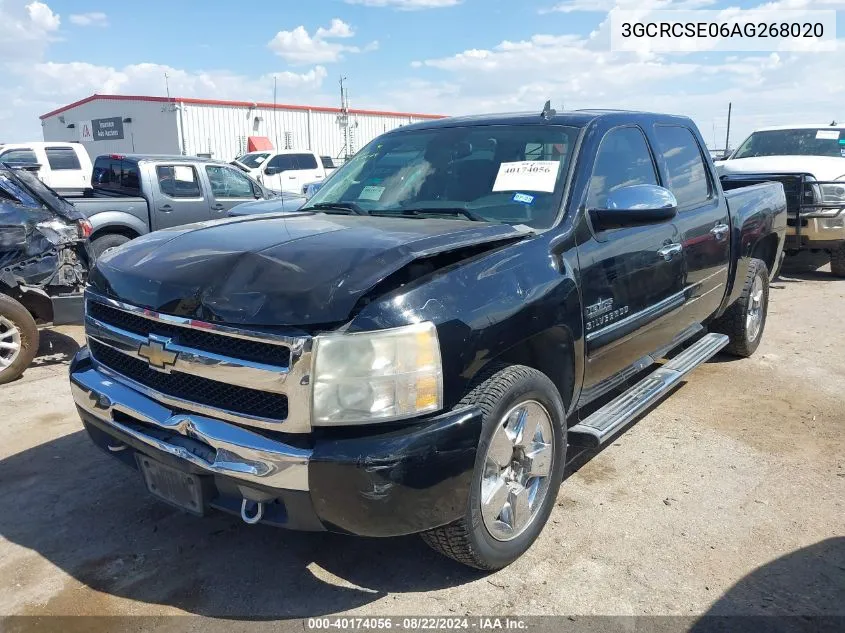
[[67, 154, 275, 258]]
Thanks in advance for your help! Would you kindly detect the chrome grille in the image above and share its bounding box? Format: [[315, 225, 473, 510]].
[[86, 301, 291, 367], [83, 291, 313, 433], [88, 339, 289, 420]]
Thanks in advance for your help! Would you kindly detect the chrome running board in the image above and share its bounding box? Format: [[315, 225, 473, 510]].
[[569, 333, 729, 447]]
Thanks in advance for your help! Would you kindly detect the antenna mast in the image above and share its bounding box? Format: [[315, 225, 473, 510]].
[[724, 102, 732, 154], [336, 76, 357, 160]]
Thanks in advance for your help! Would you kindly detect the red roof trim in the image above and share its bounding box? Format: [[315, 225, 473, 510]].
[[39, 93, 445, 121]]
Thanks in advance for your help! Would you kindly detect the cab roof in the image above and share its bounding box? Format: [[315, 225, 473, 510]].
[[751, 124, 845, 132], [397, 109, 697, 132]]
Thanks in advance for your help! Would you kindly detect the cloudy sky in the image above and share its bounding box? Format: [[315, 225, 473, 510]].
[[1, 0, 844, 148]]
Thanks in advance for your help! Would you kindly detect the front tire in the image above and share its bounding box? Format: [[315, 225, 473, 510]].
[[0, 295, 39, 385], [711, 258, 769, 358], [90, 233, 131, 260], [421, 364, 567, 570], [829, 244, 845, 278]]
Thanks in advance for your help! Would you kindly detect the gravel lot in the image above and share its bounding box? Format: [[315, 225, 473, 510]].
[[0, 261, 843, 628]]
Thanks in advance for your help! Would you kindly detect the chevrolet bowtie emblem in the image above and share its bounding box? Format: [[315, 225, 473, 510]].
[[137, 335, 178, 372]]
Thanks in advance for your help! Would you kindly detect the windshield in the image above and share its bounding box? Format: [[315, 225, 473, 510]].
[[304, 124, 580, 230], [733, 128, 845, 159], [236, 153, 271, 168]]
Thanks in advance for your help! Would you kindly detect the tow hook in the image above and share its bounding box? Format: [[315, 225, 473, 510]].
[[241, 499, 264, 525]]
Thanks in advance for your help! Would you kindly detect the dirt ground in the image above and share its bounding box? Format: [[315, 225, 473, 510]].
[[0, 262, 843, 628]]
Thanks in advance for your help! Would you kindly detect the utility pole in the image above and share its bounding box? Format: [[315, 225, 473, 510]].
[[724, 102, 732, 154], [273, 76, 280, 151]]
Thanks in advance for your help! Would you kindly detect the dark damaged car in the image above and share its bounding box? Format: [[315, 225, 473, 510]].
[[1, 165, 91, 383], [70, 109, 786, 569]]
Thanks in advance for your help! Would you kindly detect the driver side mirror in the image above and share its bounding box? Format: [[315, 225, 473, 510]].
[[265, 166, 282, 176], [589, 184, 677, 231]]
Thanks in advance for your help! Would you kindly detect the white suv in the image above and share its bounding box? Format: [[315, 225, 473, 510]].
[[232, 150, 327, 194]]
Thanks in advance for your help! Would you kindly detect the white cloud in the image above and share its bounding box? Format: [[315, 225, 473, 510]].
[[69, 12, 108, 27], [344, 0, 460, 8], [315, 18, 354, 39], [26, 1, 60, 30], [268, 19, 370, 64]]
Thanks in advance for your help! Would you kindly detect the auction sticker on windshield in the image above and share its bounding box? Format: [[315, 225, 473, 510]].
[[358, 185, 385, 201], [816, 130, 840, 140], [493, 161, 560, 193]]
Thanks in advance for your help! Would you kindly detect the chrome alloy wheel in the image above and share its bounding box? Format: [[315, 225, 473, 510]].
[[746, 274, 765, 342], [480, 400, 555, 542], [0, 315, 22, 371]]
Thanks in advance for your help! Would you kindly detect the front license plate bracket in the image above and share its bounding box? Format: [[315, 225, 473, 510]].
[[137, 455, 206, 516]]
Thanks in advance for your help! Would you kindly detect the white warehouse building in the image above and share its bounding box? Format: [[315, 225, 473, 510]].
[[40, 94, 443, 162]]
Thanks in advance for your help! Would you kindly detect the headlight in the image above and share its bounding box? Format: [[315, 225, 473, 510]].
[[821, 175, 845, 205], [311, 322, 443, 426]]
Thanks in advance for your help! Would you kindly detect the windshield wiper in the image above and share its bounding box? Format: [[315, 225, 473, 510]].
[[302, 202, 367, 215], [394, 207, 488, 222]]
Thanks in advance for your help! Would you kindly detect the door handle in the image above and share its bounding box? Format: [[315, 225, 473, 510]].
[[159, 204, 173, 213], [711, 223, 730, 240], [212, 203, 225, 211], [657, 243, 683, 260], [288, 175, 297, 179]]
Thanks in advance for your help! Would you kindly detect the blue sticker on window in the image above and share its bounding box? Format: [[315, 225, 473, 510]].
[[513, 192, 535, 204], [839, 139, 845, 145]]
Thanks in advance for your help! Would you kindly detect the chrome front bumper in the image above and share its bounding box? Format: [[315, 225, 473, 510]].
[[70, 357, 311, 492]]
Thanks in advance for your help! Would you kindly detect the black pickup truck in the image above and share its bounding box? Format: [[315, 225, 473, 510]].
[[69, 108, 787, 570]]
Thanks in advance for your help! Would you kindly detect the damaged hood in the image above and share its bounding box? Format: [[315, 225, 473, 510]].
[[89, 212, 529, 326]]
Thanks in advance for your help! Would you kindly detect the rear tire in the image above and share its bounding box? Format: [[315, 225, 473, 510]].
[[90, 233, 131, 260], [829, 244, 845, 278], [0, 295, 39, 385], [420, 364, 567, 570], [710, 258, 769, 358]]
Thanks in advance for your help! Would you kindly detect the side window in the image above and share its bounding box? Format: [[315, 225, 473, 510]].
[[294, 153, 318, 170], [587, 127, 658, 210], [206, 166, 255, 198], [156, 165, 201, 198], [653, 125, 711, 208], [321, 156, 336, 169], [122, 163, 140, 191], [45, 147, 82, 170], [267, 155, 297, 172], [0, 149, 38, 165]]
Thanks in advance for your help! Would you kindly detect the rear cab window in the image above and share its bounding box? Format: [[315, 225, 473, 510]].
[[156, 165, 202, 198], [267, 155, 298, 172], [294, 153, 319, 170], [46, 147, 82, 170], [653, 125, 712, 209]]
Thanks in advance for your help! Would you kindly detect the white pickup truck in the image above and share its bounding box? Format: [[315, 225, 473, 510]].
[[0, 142, 93, 196], [231, 150, 335, 194], [716, 124, 845, 276]]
